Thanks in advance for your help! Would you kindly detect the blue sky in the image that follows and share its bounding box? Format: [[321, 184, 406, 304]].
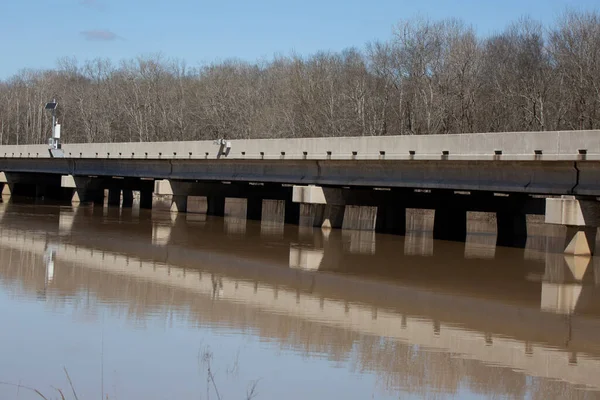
[[0, 0, 598, 79]]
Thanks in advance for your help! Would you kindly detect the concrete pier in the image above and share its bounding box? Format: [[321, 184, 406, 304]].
[[545, 196, 600, 255]]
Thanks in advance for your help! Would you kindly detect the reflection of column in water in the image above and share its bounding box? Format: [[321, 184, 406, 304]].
[[524, 220, 566, 262], [151, 213, 174, 246], [261, 200, 285, 237], [541, 253, 595, 314], [289, 245, 325, 270], [225, 217, 247, 235], [43, 245, 57, 285], [541, 282, 583, 314], [127, 191, 142, 218], [544, 253, 591, 283], [151, 209, 177, 223], [120, 206, 140, 221], [342, 230, 376, 255], [152, 224, 171, 246], [464, 213, 496, 259], [59, 209, 76, 235], [404, 209, 434, 256], [186, 213, 207, 223], [224, 198, 247, 235], [187, 196, 208, 214], [132, 190, 141, 208], [261, 222, 284, 237], [564, 255, 592, 281]]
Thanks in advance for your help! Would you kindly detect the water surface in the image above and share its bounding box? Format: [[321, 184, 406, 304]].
[[0, 203, 599, 399]]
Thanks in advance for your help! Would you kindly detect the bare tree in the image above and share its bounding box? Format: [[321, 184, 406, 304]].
[[0, 10, 598, 145]]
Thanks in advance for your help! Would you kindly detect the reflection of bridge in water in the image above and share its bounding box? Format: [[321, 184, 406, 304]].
[[0, 204, 600, 397]]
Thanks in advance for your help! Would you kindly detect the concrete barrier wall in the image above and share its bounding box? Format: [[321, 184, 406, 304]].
[[0, 130, 598, 161]]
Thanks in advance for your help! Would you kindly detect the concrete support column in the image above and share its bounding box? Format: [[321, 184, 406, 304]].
[[107, 189, 121, 207], [153, 179, 191, 213], [152, 194, 188, 212], [433, 207, 467, 242], [207, 196, 225, 217], [2, 183, 35, 198], [1, 183, 13, 197], [61, 175, 104, 205], [564, 227, 597, 256], [546, 196, 600, 255], [71, 188, 104, 204], [71, 189, 85, 204], [342, 205, 377, 230], [247, 197, 263, 221], [300, 204, 345, 229], [496, 211, 528, 248], [170, 195, 188, 213], [122, 190, 134, 208], [294, 185, 345, 229]]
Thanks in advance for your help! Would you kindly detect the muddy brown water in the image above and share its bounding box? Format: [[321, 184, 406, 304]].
[[0, 202, 599, 399]]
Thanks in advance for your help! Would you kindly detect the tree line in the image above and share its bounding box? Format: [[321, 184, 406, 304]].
[[0, 10, 599, 144]]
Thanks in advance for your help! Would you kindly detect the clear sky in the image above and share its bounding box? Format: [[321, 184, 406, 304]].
[[0, 0, 598, 79]]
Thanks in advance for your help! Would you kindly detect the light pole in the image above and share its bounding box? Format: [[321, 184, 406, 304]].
[[44, 99, 58, 147], [44, 100, 64, 157]]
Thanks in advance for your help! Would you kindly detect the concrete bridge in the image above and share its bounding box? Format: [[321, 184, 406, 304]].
[[0, 206, 599, 395], [0, 130, 600, 253]]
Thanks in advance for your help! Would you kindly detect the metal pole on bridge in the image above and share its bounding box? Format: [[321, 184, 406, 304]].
[[44, 99, 64, 157]]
